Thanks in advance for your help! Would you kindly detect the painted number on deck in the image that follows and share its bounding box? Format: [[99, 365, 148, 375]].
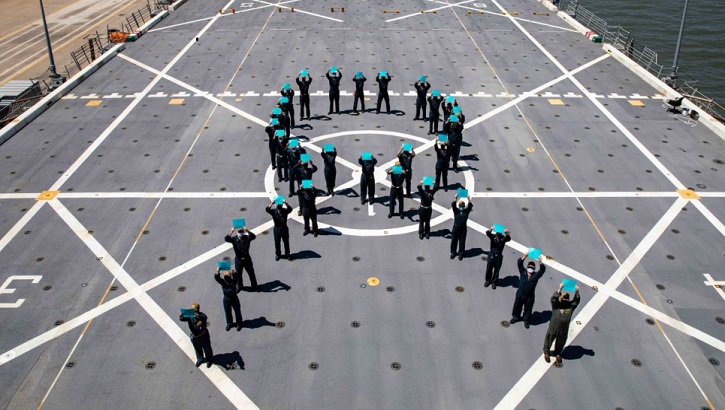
[[0, 275, 42, 308]]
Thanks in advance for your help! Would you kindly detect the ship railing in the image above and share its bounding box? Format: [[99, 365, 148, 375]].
[[678, 80, 725, 123], [0, 95, 45, 128]]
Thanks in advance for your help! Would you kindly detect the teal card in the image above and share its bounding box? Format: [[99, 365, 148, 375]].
[[300, 69, 308, 76], [432, 90, 440, 97], [446, 96, 455, 103], [270, 118, 279, 125], [301, 180, 312, 189], [438, 134, 448, 143], [288, 139, 299, 147], [422, 176, 434, 187], [528, 247, 542, 259], [392, 165, 403, 174], [402, 143, 412, 152], [218, 260, 232, 271], [180, 308, 196, 318], [274, 129, 285, 138], [361, 152, 372, 161], [452, 106, 461, 114], [272, 107, 282, 115], [355, 71, 363, 78], [300, 153, 311, 163], [493, 224, 505, 234], [324, 143, 334, 152], [449, 115, 459, 123], [282, 83, 290, 90], [274, 195, 285, 205], [279, 97, 289, 104], [232, 218, 246, 229], [419, 75, 427, 81], [562, 278, 577, 293], [380, 71, 388, 77], [330, 66, 338, 73], [457, 188, 468, 199]]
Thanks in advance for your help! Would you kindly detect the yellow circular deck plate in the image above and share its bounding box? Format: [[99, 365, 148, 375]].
[[367, 277, 379, 286]]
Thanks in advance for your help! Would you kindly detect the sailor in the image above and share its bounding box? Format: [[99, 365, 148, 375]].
[[285, 140, 306, 196], [484, 226, 511, 289], [275, 133, 289, 183], [417, 180, 435, 240], [510, 253, 546, 328], [179, 303, 214, 368], [266, 199, 293, 261], [297, 182, 319, 237], [447, 115, 463, 173], [265, 118, 282, 169], [358, 153, 378, 204], [280, 84, 295, 128], [294, 158, 318, 212], [224, 226, 259, 292], [450, 195, 473, 260], [326, 67, 342, 115], [214, 268, 243, 331], [274, 102, 291, 137], [387, 162, 406, 219], [543, 283, 581, 365], [413, 76, 431, 120], [296, 70, 312, 121], [376, 71, 392, 114], [442, 96, 458, 119], [434, 138, 450, 192], [427, 90, 443, 135], [321, 146, 337, 196], [397, 145, 415, 197], [352, 72, 367, 113]]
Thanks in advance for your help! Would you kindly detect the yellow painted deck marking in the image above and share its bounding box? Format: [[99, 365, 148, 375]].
[[367, 277, 379, 286], [169, 99, 185, 105], [85, 100, 102, 107], [677, 189, 700, 200], [547, 99, 564, 105], [36, 191, 60, 201], [628, 100, 645, 107]]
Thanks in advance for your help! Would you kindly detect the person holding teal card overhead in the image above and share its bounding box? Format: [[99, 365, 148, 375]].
[[214, 267, 243, 331], [397, 145, 416, 197], [352, 72, 367, 113], [417, 179, 436, 239], [225, 226, 259, 292], [265, 119, 284, 169], [445, 114, 464, 173], [326, 67, 342, 114], [484, 226, 511, 289], [275, 134, 290, 183], [321, 145, 337, 196], [450, 193, 473, 260], [510, 251, 546, 329], [543, 281, 581, 365], [266, 199, 293, 261], [179, 303, 214, 367], [434, 138, 450, 192], [358, 153, 378, 204], [414, 76, 431, 120], [427, 91, 444, 135], [285, 140, 307, 197], [297, 181, 319, 237], [376, 71, 393, 114], [387, 162, 407, 219], [442, 95, 458, 119], [296, 70, 312, 120], [280, 83, 296, 128]]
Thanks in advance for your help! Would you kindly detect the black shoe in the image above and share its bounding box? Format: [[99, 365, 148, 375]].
[[450, 253, 456, 259], [278, 179, 283, 183], [286, 255, 293, 261], [328, 111, 332, 115], [237, 324, 243, 331], [314, 231, 318, 237], [353, 110, 358, 114], [400, 214, 404, 219], [423, 117, 428, 121], [544, 352, 551, 363], [195, 360, 203, 367], [414, 117, 420, 120], [419, 234, 424, 240], [491, 283, 497, 289], [284, 177, 289, 182], [510, 317, 519, 324], [297, 209, 302, 216], [458, 253, 464, 261], [524, 322, 530, 329], [444, 187, 448, 192], [275, 255, 281, 261], [454, 168, 461, 173], [405, 194, 412, 198], [376, 111, 380, 114], [206, 361, 213, 368], [226, 324, 232, 331], [425, 233, 430, 239], [484, 281, 491, 287], [388, 213, 393, 218], [288, 192, 294, 197], [272, 165, 276, 170], [361, 198, 366, 205], [303, 230, 310, 236], [555, 356, 562, 366]]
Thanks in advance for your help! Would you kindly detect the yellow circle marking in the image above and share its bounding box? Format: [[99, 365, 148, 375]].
[[526, 147, 535, 153], [235, 98, 242, 102], [367, 277, 379, 286]]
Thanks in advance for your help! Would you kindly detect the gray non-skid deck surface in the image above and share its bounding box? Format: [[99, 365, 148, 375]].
[[0, 1, 724, 409]]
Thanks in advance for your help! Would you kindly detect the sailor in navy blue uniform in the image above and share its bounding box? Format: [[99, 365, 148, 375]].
[[413, 77, 431, 120], [510, 253, 546, 328], [417, 182, 435, 240], [375, 72, 392, 114], [450, 196, 472, 260], [387, 163, 406, 219], [224, 227, 258, 292], [275, 135, 289, 183], [321, 147, 337, 196], [358, 154, 378, 204], [179, 303, 214, 367], [427, 92, 443, 135], [484, 227, 511, 289], [266, 200, 293, 261], [214, 268, 243, 331], [352, 73, 367, 113], [326, 68, 342, 114], [296, 71, 312, 120], [434, 140, 450, 192], [297, 184, 319, 237], [280, 84, 295, 128], [265, 119, 282, 169], [397, 146, 415, 197]]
